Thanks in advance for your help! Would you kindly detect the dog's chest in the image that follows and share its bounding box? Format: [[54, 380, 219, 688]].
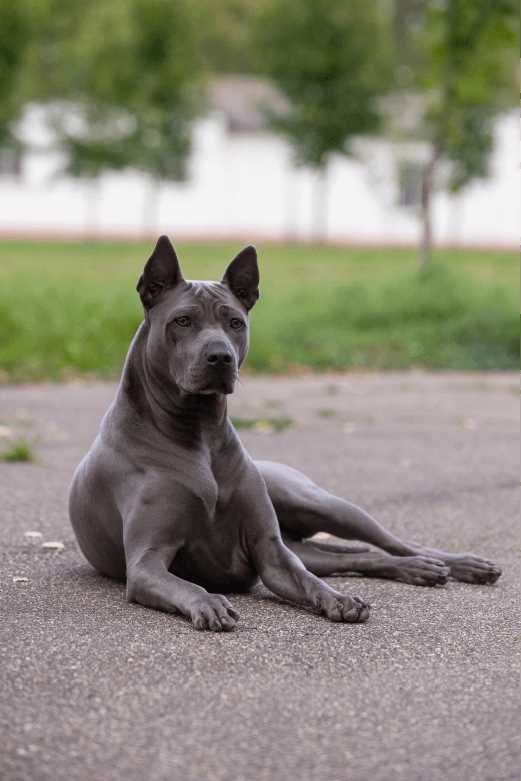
[[173, 470, 256, 590], [174, 511, 255, 591]]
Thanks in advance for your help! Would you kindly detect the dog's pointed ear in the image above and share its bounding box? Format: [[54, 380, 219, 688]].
[[137, 235, 184, 309], [222, 245, 259, 311]]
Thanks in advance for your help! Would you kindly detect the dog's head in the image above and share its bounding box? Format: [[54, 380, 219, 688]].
[[137, 236, 259, 395]]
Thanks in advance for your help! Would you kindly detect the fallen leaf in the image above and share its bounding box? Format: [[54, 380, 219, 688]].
[[41, 541, 65, 552], [254, 421, 274, 434]]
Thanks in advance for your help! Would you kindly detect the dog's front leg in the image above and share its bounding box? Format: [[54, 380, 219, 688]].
[[122, 488, 239, 632], [240, 467, 370, 623], [253, 533, 369, 623], [125, 549, 238, 631]]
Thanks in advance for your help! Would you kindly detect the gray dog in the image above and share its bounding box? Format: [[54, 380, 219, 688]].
[[69, 237, 501, 631]]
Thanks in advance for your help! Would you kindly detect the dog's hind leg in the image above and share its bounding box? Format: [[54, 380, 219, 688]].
[[283, 538, 449, 586], [257, 460, 501, 585], [257, 459, 415, 552]]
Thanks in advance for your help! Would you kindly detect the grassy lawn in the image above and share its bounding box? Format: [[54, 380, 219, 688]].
[[0, 239, 517, 381]]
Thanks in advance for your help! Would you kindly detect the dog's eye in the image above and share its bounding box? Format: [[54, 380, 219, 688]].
[[230, 318, 245, 330], [174, 316, 192, 327]]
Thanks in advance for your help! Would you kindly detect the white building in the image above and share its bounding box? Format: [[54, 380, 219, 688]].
[[0, 77, 517, 248]]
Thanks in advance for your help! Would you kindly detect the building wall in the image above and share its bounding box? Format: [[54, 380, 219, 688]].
[[0, 107, 517, 247]]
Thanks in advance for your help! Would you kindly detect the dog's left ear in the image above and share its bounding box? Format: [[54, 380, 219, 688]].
[[222, 245, 260, 311], [137, 235, 184, 309]]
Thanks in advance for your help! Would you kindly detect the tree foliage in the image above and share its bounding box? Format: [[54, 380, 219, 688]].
[[198, 0, 269, 74], [391, 0, 429, 82], [0, 0, 32, 151], [421, 0, 516, 191], [255, 0, 392, 169], [400, 0, 518, 264], [30, 0, 206, 180]]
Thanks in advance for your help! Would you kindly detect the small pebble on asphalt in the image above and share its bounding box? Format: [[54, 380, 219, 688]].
[[41, 541, 65, 552]]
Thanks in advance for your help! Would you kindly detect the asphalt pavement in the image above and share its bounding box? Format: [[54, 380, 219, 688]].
[[0, 372, 519, 781]]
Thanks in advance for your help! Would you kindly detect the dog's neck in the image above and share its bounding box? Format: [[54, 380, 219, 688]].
[[119, 323, 230, 449]]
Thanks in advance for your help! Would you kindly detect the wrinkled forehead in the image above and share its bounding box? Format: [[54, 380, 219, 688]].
[[157, 280, 243, 315], [185, 280, 233, 303]]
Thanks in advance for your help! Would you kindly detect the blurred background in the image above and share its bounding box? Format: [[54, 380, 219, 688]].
[[0, 0, 517, 381]]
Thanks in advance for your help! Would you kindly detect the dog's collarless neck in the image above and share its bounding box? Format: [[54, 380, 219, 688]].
[[121, 335, 231, 450]]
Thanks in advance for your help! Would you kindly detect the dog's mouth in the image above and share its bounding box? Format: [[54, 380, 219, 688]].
[[179, 371, 237, 396], [197, 377, 236, 395]]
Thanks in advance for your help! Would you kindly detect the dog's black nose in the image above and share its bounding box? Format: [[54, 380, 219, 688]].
[[206, 350, 233, 367]]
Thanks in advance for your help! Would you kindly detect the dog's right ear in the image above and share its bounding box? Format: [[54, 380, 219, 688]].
[[137, 235, 184, 309]]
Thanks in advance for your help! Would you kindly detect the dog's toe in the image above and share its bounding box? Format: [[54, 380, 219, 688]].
[[324, 594, 370, 624], [193, 614, 209, 631], [191, 595, 239, 632], [348, 596, 370, 623]]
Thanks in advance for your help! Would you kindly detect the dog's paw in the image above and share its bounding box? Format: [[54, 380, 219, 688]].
[[447, 554, 502, 585], [190, 594, 239, 632], [317, 592, 370, 623], [392, 555, 450, 587]]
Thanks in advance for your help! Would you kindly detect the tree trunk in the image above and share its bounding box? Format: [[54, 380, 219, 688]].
[[419, 147, 441, 267], [312, 161, 329, 244]]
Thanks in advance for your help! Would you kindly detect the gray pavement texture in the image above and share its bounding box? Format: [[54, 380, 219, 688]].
[[0, 372, 519, 781]]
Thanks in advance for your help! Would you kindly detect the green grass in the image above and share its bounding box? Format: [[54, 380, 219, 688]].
[[0, 240, 517, 381], [0, 438, 35, 462], [317, 408, 337, 418], [232, 416, 294, 432]]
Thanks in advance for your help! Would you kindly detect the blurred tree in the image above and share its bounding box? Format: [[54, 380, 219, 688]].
[[255, 0, 392, 241], [30, 0, 206, 232], [198, 0, 269, 74], [390, 0, 429, 87], [415, 0, 516, 265], [0, 0, 32, 158]]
